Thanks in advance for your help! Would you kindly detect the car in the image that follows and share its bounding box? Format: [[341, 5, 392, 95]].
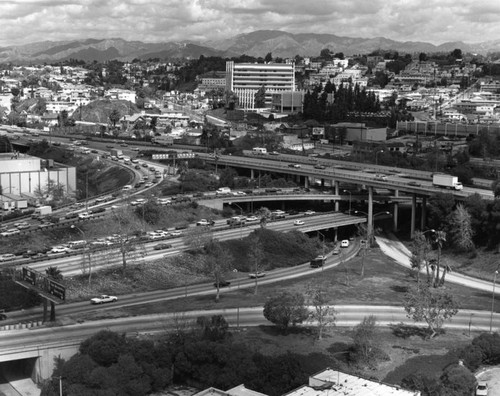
[[287, 210, 299, 215], [232, 191, 247, 196], [248, 272, 266, 278], [269, 151, 280, 155], [30, 252, 48, 260], [147, 232, 164, 240], [197, 219, 215, 226], [0, 253, 16, 262], [0, 311, 7, 321], [91, 149, 99, 154], [408, 181, 421, 187], [288, 163, 301, 168], [142, 163, 149, 168], [341, 239, 350, 248], [144, 182, 154, 187], [245, 215, 259, 222], [90, 295, 118, 304], [49, 246, 70, 253], [131, 147, 140, 151], [314, 164, 326, 170], [476, 381, 488, 396], [374, 174, 388, 181], [15, 223, 30, 230], [120, 143, 128, 147], [214, 280, 231, 288], [106, 145, 114, 148], [78, 212, 93, 219], [304, 210, 316, 215], [154, 243, 172, 250], [169, 230, 182, 237], [135, 165, 141, 170], [332, 247, 341, 255], [294, 220, 305, 226], [52, 141, 61, 146]]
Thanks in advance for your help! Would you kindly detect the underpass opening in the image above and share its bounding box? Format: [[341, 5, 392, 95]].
[[0, 358, 40, 394]]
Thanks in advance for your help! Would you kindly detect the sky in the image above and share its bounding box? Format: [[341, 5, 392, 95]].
[[1, 0, 500, 47]]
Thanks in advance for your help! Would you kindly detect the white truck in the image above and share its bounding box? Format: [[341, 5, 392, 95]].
[[432, 174, 463, 190], [32, 205, 52, 219]]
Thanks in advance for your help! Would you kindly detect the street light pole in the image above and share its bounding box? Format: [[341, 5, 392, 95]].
[[343, 190, 352, 215], [355, 210, 390, 245], [490, 270, 499, 333], [375, 149, 384, 166], [317, 230, 326, 271]]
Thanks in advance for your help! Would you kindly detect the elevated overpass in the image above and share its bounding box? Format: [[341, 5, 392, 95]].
[[199, 153, 481, 237]]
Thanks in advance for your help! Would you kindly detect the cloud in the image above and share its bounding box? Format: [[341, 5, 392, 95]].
[[0, 0, 499, 47]]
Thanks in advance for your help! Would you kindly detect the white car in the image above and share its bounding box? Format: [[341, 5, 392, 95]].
[[49, 246, 70, 253], [294, 220, 305, 226], [144, 182, 154, 187], [169, 230, 182, 237], [245, 216, 259, 222], [232, 191, 247, 196], [248, 272, 266, 278], [341, 239, 350, 248], [0, 253, 16, 262], [304, 210, 316, 215], [90, 295, 118, 304], [78, 212, 92, 219], [476, 381, 488, 396], [147, 232, 164, 240], [197, 219, 214, 226]]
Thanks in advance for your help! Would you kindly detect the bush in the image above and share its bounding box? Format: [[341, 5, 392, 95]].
[[472, 332, 500, 365]]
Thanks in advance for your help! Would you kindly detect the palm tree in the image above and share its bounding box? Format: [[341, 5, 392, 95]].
[[433, 231, 447, 288]]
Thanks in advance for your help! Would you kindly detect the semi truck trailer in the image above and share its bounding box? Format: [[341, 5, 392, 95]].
[[432, 174, 463, 190]]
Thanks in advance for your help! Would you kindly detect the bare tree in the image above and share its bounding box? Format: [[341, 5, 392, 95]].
[[248, 235, 265, 295], [255, 207, 270, 228], [448, 204, 475, 252], [306, 284, 336, 339], [184, 225, 213, 251], [204, 240, 233, 302]]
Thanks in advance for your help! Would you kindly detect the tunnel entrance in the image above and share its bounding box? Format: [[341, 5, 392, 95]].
[[0, 358, 40, 395]]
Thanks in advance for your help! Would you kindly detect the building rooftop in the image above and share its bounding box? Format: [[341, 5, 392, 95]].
[[227, 384, 268, 396]]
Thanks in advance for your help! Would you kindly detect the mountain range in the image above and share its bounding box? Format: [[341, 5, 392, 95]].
[[0, 30, 498, 63]]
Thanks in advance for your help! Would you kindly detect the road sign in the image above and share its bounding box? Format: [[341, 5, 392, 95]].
[[177, 153, 195, 159], [19, 266, 66, 302], [152, 154, 171, 160]]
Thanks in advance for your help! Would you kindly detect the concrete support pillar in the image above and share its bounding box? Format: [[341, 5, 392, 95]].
[[304, 176, 309, 188], [393, 189, 399, 232], [250, 169, 255, 179], [281, 201, 285, 211], [334, 227, 338, 242], [411, 194, 417, 239], [321, 178, 325, 187], [334, 181, 340, 211], [368, 186, 374, 242], [421, 196, 427, 230]]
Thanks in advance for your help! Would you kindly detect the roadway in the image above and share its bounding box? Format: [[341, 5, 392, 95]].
[[6, 212, 365, 277]]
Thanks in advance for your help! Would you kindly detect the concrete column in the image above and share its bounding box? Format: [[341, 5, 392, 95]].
[[334, 181, 340, 211], [368, 186, 373, 242], [304, 177, 309, 188], [393, 189, 399, 232], [411, 194, 417, 239], [421, 196, 427, 230], [321, 178, 325, 187], [250, 169, 255, 179], [334, 227, 338, 242]]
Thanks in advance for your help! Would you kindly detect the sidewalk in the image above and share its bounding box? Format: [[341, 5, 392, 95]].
[[377, 234, 497, 294]]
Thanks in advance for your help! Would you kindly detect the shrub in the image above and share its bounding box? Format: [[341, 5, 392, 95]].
[[472, 332, 500, 365]]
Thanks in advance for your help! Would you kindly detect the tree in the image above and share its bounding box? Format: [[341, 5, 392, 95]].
[[204, 240, 233, 302], [254, 85, 266, 108], [448, 204, 474, 252], [263, 291, 309, 333], [45, 266, 63, 281], [431, 230, 447, 287], [306, 284, 336, 339], [492, 179, 500, 198], [419, 52, 428, 62], [439, 363, 477, 396], [196, 315, 230, 341], [79, 330, 129, 366], [350, 315, 379, 364], [320, 48, 332, 60], [248, 235, 265, 295], [256, 207, 270, 228], [264, 52, 273, 63], [410, 231, 431, 283], [403, 283, 459, 338], [109, 109, 121, 127]]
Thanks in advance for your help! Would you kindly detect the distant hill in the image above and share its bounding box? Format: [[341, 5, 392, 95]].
[[0, 30, 496, 63]]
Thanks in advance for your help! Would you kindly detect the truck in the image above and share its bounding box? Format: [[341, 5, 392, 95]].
[[432, 174, 463, 191], [227, 216, 246, 227], [110, 149, 124, 159], [32, 205, 52, 219], [152, 135, 174, 146]]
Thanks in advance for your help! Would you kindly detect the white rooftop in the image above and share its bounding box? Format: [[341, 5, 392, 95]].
[[287, 368, 421, 396]]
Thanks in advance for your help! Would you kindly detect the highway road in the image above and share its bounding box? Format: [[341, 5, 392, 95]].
[[7, 212, 364, 277]]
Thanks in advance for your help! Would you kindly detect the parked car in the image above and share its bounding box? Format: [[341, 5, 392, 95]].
[[476, 381, 488, 396], [90, 295, 118, 304]]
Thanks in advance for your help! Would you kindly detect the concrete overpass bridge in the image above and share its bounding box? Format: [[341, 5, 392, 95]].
[[199, 153, 478, 238]]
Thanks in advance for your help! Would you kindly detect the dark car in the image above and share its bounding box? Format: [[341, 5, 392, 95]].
[[408, 181, 421, 187], [314, 164, 326, 170], [175, 224, 189, 230], [91, 149, 99, 154], [287, 210, 299, 215], [0, 311, 7, 321], [154, 243, 172, 250], [214, 280, 231, 288], [90, 207, 106, 214]]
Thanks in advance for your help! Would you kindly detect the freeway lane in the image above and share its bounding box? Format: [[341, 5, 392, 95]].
[[16, 212, 365, 276]]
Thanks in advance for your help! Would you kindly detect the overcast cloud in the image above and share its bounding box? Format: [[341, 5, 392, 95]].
[[0, 0, 499, 47]]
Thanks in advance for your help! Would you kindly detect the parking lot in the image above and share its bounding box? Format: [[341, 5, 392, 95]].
[[476, 367, 500, 396]]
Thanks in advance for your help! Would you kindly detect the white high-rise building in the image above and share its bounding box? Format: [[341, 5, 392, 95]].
[[226, 62, 295, 110]]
